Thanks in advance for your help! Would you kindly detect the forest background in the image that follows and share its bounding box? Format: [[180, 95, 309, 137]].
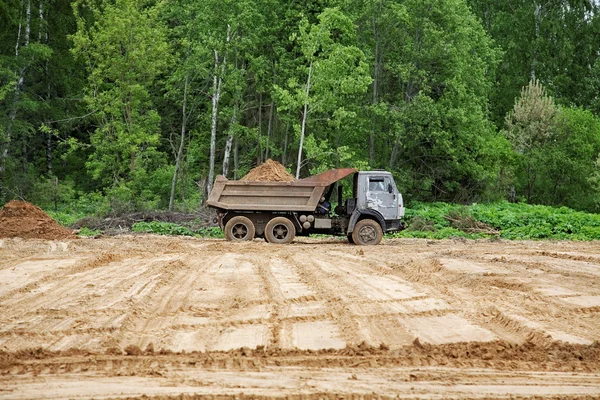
[[2, 0, 600, 220]]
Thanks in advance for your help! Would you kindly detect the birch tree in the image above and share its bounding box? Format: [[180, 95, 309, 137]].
[[275, 8, 371, 178]]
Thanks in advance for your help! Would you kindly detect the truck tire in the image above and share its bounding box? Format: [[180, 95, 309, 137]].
[[351, 219, 383, 245], [265, 217, 296, 244], [224, 216, 255, 241]]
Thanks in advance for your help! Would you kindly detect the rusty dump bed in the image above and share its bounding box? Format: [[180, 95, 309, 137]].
[[206, 168, 357, 212]]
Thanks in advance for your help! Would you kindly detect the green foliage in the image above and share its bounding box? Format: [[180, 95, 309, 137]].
[[378, 0, 505, 202], [71, 0, 170, 186], [132, 221, 223, 238], [504, 81, 600, 210], [46, 210, 85, 227], [77, 227, 101, 237], [396, 201, 600, 240]]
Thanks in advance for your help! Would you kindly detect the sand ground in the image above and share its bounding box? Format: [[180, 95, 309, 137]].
[[1, 235, 599, 399]]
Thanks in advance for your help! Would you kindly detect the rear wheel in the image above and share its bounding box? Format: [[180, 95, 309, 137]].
[[265, 217, 296, 244], [351, 219, 383, 245], [224, 216, 255, 241]]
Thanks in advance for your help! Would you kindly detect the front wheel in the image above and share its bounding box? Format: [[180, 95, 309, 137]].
[[224, 216, 255, 241], [351, 219, 383, 245], [265, 217, 296, 244]]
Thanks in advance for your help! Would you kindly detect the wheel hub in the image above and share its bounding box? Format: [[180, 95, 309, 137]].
[[232, 224, 248, 239], [359, 226, 376, 243], [273, 224, 289, 239]]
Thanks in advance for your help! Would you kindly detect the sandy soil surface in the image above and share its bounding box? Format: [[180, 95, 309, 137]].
[[1, 236, 599, 399]]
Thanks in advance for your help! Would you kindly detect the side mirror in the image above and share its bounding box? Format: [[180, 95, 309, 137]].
[[388, 183, 393, 193]]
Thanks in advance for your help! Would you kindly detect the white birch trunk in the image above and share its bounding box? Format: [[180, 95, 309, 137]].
[[369, 1, 381, 167], [295, 60, 313, 179], [265, 101, 274, 160], [2, 0, 30, 175], [40, 0, 52, 174], [282, 122, 289, 166], [257, 93, 262, 163], [222, 106, 237, 177], [206, 25, 230, 198], [233, 137, 238, 180], [169, 71, 189, 211], [532, 3, 541, 81]]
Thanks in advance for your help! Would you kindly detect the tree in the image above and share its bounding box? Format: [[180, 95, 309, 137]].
[[547, 107, 600, 211], [275, 7, 372, 178], [0, 0, 53, 200], [505, 79, 558, 202], [379, 0, 503, 201], [71, 0, 170, 187]]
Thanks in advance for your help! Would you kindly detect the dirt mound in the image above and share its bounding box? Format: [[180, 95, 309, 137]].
[[0, 200, 74, 240], [241, 159, 295, 182]]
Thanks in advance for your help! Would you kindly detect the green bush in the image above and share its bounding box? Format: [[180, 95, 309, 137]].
[[395, 201, 600, 240], [132, 221, 223, 238], [78, 227, 101, 237]]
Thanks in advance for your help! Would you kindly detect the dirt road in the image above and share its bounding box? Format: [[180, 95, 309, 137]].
[[1, 236, 599, 399]]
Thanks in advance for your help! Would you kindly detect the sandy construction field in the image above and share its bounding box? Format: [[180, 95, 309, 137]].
[[1, 235, 599, 399]]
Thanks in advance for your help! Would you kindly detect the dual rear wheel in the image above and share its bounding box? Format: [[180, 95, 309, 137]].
[[264, 217, 295, 244], [224, 216, 255, 241], [224, 215, 296, 244]]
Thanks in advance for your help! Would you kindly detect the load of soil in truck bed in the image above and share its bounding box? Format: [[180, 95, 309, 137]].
[[0, 200, 74, 240], [241, 159, 295, 182]]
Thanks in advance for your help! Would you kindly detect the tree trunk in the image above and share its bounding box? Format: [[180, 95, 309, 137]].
[[265, 101, 274, 160], [389, 135, 400, 169], [296, 60, 313, 179], [532, 2, 541, 81], [369, 0, 382, 167], [257, 93, 262, 164], [38, 0, 43, 42], [233, 137, 239, 180], [41, 0, 52, 175], [207, 56, 220, 198], [2, 0, 30, 176], [169, 71, 189, 211], [206, 25, 230, 198], [282, 122, 289, 166], [222, 106, 237, 177]]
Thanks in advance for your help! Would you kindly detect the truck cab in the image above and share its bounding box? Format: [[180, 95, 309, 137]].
[[341, 171, 405, 244], [357, 171, 404, 223]]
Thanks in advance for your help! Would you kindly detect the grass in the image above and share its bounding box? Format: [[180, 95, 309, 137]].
[[393, 201, 600, 240], [132, 221, 224, 238]]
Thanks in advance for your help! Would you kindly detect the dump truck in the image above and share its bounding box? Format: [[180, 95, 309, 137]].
[[206, 168, 405, 245]]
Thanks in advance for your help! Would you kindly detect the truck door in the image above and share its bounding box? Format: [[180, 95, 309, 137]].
[[366, 175, 399, 221]]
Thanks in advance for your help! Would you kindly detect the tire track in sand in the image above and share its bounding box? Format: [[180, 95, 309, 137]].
[[332, 250, 597, 345], [289, 253, 417, 348]]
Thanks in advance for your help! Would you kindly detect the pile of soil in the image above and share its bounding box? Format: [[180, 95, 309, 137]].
[[241, 159, 295, 182], [0, 200, 74, 240]]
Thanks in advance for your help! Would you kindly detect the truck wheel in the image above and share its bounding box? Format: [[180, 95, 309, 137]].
[[224, 216, 255, 241], [265, 217, 296, 244], [352, 219, 383, 245]]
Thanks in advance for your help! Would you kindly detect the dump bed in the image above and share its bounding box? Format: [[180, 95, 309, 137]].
[[206, 168, 357, 212]]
